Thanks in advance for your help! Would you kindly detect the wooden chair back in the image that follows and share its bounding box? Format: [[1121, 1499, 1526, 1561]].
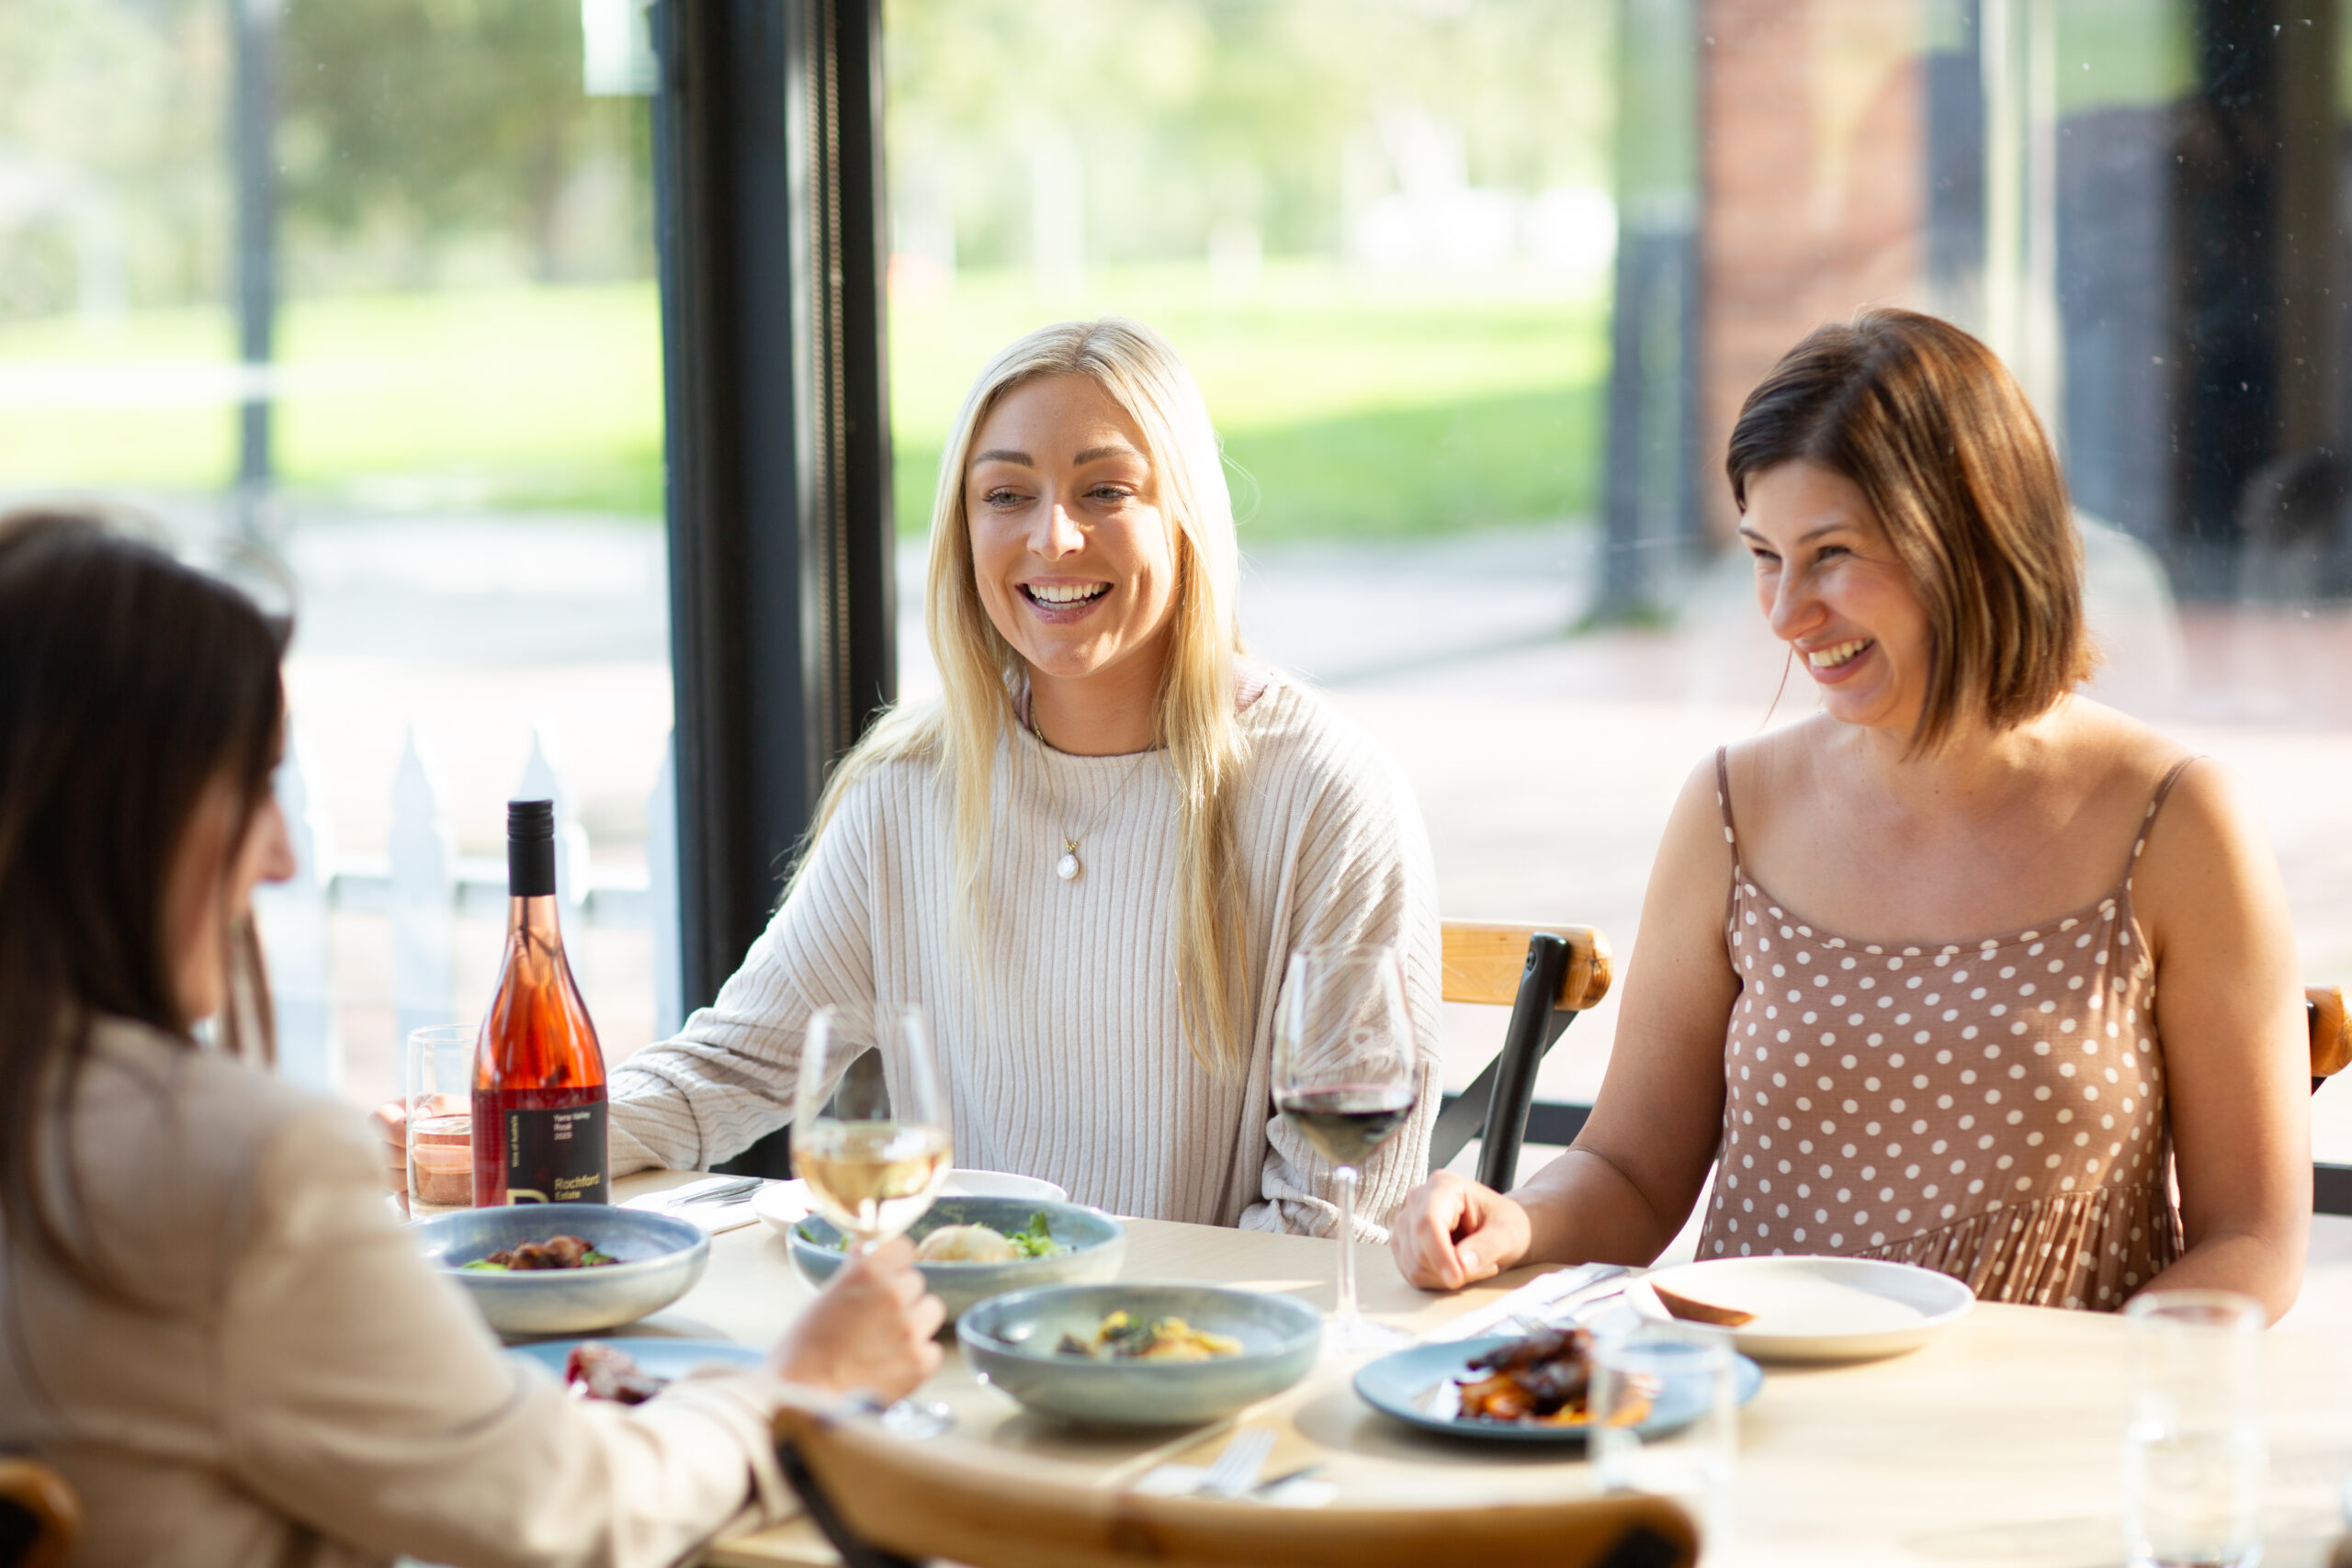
[[1441, 920, 1612, 1011], [0, 1459, 79, 1568], [774, 1403, 1699, 1568], [1429, 920, 1613, 1187], [2312, 985, 2351, 1092]]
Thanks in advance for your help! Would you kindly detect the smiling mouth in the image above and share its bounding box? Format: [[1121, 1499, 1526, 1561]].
[[1022, 582, 1110, 606], [1806, 638, 1872, 670]]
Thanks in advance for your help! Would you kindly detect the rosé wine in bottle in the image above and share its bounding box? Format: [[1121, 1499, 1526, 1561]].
[[471, 799, 609, 1207]]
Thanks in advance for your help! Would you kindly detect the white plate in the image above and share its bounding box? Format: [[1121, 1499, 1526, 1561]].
[[750, 1168, 1069, 1237], [1629, 1255, 1973, 1363]]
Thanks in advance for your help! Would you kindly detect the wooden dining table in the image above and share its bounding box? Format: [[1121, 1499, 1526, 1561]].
[[611, 1173, 2352, 1566]]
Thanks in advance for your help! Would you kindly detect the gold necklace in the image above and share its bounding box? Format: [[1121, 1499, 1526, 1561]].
[[1029, 711, 1151, 882]]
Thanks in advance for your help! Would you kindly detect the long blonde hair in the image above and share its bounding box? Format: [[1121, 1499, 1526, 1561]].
[[805, 319, 1254, 1077]]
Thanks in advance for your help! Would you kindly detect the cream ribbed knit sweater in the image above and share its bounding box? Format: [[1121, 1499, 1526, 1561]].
[[609, 671, 1442, 1237]]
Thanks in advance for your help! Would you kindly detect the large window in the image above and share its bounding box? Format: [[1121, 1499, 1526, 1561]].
[[17, 0, 2348, 1174], [2, 0, 672, 1112], [881, 0, 2352, 1175]]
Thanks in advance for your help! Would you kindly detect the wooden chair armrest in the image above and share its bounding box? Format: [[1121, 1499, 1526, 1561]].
[[0, 1458, 80, 1568], [775, 1404, 1695, 1568]]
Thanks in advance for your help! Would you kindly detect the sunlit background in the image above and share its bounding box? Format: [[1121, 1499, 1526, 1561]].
[[6, 0, 2348, 1167]]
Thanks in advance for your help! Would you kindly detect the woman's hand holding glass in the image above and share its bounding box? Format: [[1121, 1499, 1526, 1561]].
[[766, 1236, 945, 1399], [794, 1002, 956, 1436]]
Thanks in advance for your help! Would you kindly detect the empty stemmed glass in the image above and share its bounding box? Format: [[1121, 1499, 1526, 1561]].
[[1272, 942, 1422, 1353], [795, 1001, 954, 1437]]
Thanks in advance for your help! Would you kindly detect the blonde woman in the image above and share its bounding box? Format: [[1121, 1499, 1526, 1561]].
[[606, 319, 1442, 1235], [1392, 310, 2309, 1315]]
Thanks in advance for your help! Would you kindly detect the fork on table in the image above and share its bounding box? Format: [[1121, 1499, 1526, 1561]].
[[664, 1176, 763, 1209], [1193, 1427, 1276, 1500]]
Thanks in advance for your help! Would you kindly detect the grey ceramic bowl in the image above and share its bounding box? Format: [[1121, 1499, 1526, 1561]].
[[788, 1197, 1124, 1323], [958, 1280, 1322, 1427], [413, 1204, 709, 1337]]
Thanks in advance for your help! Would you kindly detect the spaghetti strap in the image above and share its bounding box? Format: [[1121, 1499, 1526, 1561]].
[[1713, 746, 1741, 861], [2124, 756, 2200, 881]]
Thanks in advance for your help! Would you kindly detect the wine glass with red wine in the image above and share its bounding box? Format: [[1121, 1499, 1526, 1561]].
[[1272, 943, 1421, 1353], [796, 1002, 955, 1437]]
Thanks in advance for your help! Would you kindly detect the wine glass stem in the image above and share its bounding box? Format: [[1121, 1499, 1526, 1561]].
[[1334, 1164, 1361, 1332]]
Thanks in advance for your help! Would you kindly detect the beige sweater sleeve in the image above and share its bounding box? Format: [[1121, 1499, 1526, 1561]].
[[1239, 736, 1445, 1239], [607, 783, 880, 1175], [218, 1104, 797, 1568]]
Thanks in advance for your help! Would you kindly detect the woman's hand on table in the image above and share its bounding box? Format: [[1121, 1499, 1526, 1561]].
[[767, 1238, 945, 1398], [1390, 1171, 1532, 1291]]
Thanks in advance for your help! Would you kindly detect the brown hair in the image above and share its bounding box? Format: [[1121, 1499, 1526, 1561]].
[[1725, 307, 2093, 752], [0, 509, 287, 1301]]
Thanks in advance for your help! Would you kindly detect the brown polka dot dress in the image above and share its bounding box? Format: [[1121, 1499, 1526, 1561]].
[[1696, 750, 2190, 1311]]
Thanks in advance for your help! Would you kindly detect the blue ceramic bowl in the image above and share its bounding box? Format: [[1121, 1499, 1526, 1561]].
[[788, 1197, 1125, 1323], [413, 1204, 709, 1338], [959, 1280, 1322, 1427]]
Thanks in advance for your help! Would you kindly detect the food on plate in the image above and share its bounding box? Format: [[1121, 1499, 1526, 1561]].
[[913, 1224, 1020, 1263], [1451, 1324, 1648, 1427], [1055, 1310, 1243, 1362], [563, 1342, 666, 1404], [1651, 1283, 1757, 1327], [912, 1212, 1065, 1263], [460, 1235, 620, 1272]]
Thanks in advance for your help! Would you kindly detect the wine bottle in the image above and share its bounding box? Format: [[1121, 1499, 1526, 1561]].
[[471, 799, 609, 1207]]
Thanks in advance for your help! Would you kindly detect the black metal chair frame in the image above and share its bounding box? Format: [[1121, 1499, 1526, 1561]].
[[1426, 931, 1582, 1190]]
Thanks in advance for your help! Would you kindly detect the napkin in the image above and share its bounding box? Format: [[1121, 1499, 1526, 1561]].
[[619, 1177, 769, 1235]]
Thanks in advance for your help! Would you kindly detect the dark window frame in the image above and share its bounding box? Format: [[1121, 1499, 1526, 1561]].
[[648, 0, 891, 1177]]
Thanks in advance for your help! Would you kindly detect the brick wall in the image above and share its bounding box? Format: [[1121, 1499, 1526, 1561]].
[[1698, 0, 1930, 538]]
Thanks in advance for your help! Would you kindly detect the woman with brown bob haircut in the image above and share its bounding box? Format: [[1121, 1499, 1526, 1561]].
[[1393, 308, 2311, 1317]]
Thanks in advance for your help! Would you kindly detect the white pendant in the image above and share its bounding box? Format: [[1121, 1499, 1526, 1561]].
[[1057, 851, 1080, 881]]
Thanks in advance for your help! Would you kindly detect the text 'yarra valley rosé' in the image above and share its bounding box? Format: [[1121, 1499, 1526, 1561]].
[[471, 799, 609, 1206]]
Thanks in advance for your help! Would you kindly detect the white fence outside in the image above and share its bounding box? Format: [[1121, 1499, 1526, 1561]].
[[253, 727, 684, 1089]]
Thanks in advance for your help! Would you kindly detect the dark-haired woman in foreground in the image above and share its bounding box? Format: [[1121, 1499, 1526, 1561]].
[[1393, 309, 2310, 1317], [0, 511, 944, 1567]]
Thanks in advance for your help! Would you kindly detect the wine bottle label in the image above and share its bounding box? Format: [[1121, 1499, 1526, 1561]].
[[502, 1103, 609, 1204]]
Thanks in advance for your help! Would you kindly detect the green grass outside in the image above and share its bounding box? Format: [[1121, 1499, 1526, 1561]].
[[889, 263, 1608, 538], [0, 262, 1607, 538], [0, 283, 665, 513]]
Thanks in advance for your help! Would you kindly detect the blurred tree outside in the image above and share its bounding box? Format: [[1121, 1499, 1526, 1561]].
[[0, 0, 227, 321], [0, 0, 1616, 539], [277, 0, 654, 291], [883, 0, 1618, 539]]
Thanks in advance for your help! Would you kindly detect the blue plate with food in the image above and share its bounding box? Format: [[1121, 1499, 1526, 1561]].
[[507, 1338, 762, 1404], [788, 1196, 1124, 1323], [1354, 1325, 1763, 1445], [414, 1204, 710, 1338], [959, 1280, 1321, 1427]]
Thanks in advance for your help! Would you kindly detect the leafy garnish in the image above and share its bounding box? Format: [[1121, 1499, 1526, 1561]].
[[459, 1247, 617, 1272], [1009, 1211, 1061, 1258]]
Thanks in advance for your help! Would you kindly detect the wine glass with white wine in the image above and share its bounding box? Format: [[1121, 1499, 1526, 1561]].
[[1272, 943, 1422, 1354], [795, 1001, 954, 1437]]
